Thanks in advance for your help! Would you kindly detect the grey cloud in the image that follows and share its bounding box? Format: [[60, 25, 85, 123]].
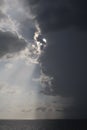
[[36, 107, 46, 112], [1, 0, 47, 62], [21, 109, 32, 113], [24, 0, 87, 102], [0, 11, 7, 20], [3, 0, 36, 41], [18, 19, 35, 41], [40, 29, 87, 96], [6, 0, 87, 119], [55, 109, 63, 112], [26, 0, 87, 33], [0, 83, 19, 94], [26, 0, 40, 5], [40, 90, 57, 96], [36, 105, 64, 113], [48, 107, 63, 112], [0, 0, 4, 6], [39, 29, 87, 118], [0, 0, 86, 119], [0, 31, 27, 58]]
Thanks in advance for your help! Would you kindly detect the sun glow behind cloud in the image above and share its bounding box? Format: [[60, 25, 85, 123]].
[[0, 0, 74, 119]]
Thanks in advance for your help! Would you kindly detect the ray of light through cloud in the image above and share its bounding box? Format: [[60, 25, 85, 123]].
[[0, 0, 74, 119]]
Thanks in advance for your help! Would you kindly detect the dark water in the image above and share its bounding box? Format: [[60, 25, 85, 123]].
[[0, 120, 86, 130]]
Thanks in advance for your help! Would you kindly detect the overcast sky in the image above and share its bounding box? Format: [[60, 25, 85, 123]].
[[0, 0, 87, 119]]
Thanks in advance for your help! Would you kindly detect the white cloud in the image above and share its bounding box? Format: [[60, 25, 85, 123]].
[[40, 71, 53, 87], [5, 63, 13, 69], [0, 14, 20, 35], [3, 0, 35, 38], [0, 82, 21, 95], [33, 70, 54, 93]]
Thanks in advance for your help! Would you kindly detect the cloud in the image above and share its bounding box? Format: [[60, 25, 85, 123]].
[[0, 1, 20, 34], [36, 107, 46, 112], [0, 30, 39, 64], [26, 0, 40, 5], [25, 0, 87, 118], [36, 104, 65, 113], [0, 0, 86, 119], [36, 106, 55, 112], [0, 31, 27, 58], [23, 0, 87, 106], [5, 63, 13, 69], [26, 0, 87, 33], [0, 0, 47, 64], [3, 0, 35, 40], [0, 82, 21, 95], [21, 109, 32, 113], [0, 0, 4, 7], [0, 10, 7, 20], [40, 71, 53, 87], [0, 0, 48, 64], [33, 70, 54, 95], [39, 28, 87, 118]]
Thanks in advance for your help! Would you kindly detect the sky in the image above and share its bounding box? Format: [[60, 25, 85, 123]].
[[0, 0, 87, 119]]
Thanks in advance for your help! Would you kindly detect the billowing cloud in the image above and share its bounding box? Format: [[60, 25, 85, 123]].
[[0, 0, 47, 64], [2, 0, 35, 40]]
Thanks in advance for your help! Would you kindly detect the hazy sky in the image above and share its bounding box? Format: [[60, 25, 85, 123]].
[[0, 0, 87, 119]]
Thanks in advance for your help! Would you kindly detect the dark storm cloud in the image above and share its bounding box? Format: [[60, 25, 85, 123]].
[[4, 0, 84, 118], [25, 0, 87, 118], [0, 31, 27, 58], [40, 29, 87, 118], [26, 0, 87, 33]]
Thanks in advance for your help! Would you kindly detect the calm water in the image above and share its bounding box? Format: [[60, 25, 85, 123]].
[[0, 120, 86, 130]]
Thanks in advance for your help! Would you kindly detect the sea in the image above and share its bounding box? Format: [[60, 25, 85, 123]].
[[0, 120, 86, 130]]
